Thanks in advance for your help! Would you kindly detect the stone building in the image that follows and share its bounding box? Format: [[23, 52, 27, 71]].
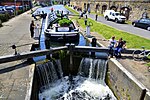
[[70, 0, 150, 21]]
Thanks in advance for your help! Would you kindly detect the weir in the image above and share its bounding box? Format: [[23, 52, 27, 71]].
[[36, 57, 116, 100]]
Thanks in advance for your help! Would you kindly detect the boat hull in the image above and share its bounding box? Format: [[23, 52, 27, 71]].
[[45, 32, 80, 42]]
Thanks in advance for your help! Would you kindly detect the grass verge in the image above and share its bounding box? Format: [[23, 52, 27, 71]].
[[65, 6, 150, 49], [65, 6, 79, 15]]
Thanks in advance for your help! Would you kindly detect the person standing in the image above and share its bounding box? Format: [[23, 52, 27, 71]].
[[30, 20, 35, 38], [95, 14, 98, 21]]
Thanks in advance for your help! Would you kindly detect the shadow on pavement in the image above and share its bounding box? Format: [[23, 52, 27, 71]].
[[0, 60, 34, 74]]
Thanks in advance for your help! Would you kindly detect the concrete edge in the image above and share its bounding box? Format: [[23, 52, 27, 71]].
[[25, 63, 35, 100], [110, 58, 149, 92]]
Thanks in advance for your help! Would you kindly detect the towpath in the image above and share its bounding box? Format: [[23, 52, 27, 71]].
[[0, 7, 40, 99]]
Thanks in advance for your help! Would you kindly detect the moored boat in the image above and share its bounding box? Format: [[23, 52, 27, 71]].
[[45, 11, 79, 42]]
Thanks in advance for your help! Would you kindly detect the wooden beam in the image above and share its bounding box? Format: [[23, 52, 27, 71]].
[[0, 46, 67, 64], [0, 46, 109, 64]]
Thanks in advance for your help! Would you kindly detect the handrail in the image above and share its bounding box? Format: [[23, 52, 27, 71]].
[[0, 45, 109, 64]]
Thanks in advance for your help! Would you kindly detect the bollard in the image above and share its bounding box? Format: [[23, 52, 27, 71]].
[[85, 14, 88, 19], [140, 89, 147, 100], [91, 38, 97, 57], [11, 45, 17, 55]]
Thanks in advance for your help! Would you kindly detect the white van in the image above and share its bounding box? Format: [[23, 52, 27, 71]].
[[104, 10, 126, 23]]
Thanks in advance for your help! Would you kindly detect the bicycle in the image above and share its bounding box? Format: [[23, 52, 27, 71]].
[[132, 46, 150, 61]]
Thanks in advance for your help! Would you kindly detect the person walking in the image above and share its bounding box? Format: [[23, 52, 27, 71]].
[[30, 20, 35, 38]]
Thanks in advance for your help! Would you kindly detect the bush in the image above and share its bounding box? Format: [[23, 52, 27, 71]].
[[17, 10, 23, 15], [0, 13, 11, 22], [58, 18, 72, 27]]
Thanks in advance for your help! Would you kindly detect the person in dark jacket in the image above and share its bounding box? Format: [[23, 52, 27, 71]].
[[114, 38, 126, 58], [30, 20, 35, 38]]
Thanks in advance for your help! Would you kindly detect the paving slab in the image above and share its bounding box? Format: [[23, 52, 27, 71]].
[[0, 7, 40, 100]]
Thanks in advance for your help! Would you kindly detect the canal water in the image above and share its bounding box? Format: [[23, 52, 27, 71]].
[[33, 5, 88, 62], [33, 5, 116, 100]]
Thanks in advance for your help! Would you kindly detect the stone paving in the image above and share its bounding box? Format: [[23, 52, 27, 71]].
[[0, 7, 40, 100]]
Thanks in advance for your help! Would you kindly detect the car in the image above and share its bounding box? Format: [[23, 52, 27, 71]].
[[0, 6, 6, 14], [1, 6, 15, 15], [132, 18, 150, 31], [104, 10, 126, 23]]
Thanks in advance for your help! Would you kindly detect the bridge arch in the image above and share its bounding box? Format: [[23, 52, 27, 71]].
[[102, 4, 107, 14], [120, 6, 131, 20], [110, 5, 117, 11]]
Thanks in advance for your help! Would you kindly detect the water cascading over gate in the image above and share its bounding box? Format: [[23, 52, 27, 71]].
[[78, 58, 107, 83], [37, 58, 117, 100]]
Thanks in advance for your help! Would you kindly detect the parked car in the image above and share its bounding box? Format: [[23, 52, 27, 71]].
[[132, 18, 150, 31], [5, 6, 15, 12], [104, 10, 126, 23], [0, 6, 15, 15], [0, 6, 6, 14]]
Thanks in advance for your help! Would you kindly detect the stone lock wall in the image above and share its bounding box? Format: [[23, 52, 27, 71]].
[[70, 0, 150, 21], [107, 59, 150, 100]]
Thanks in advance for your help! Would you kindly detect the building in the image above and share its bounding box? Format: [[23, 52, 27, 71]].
[[70, 0, 150, 21]]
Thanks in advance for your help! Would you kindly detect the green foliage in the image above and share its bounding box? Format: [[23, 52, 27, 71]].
[[71, 16, 150, 49], [59, 50, 67, 60], [65, 6, 79, 15], [66, 6, 150, 49], [17, 10, 23, 15], [147, 62, 150, 67], [0, 13, 11, 22], [84, 18, 150, 49], [58, 18, 72, 27]]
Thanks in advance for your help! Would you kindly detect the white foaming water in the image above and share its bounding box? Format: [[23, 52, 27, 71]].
[[38, 58, 116, 100], [39, 76, 117, 100]]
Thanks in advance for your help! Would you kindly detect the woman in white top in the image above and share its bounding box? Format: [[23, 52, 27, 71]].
[[108, 36, 117, 57]]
